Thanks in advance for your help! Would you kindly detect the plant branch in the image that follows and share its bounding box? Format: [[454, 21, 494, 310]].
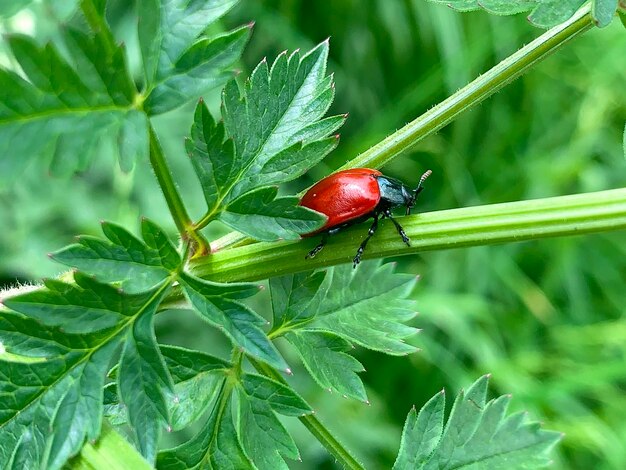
[[248, 358, 366, 470], [190, 187, 626, 282], [340, 4, 594, 170], [148, 125, 210, 255]]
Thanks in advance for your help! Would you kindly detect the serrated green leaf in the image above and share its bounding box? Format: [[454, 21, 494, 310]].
[[51, 219, 180, 293], [105, 346, 230, 432], [179, 272, 290, 372], [240, 374, 312, 417], [139, 0, 244, 114], [285, 330, 367, 402], [118, 298, 175, 464], [394, 392, 445, 469], [270, 271, 326, 331], [161, 346, 229, 431], [187, 41, 344, 241], [592, 0, 618, 26], [528, 0, 586, 28], [145, 25, 251, 114], [427, 0, 592, 28], [236, 390, 299, 470], [273, 262, 419, 355], [157, 393, 254, 470], [286, 331, 367, 402], [393, 376, 562, 469], [220, 188, 326, 241], [0, 275, 171, 469], [269, 262, 417, 401], [0, 24, 142, 182]]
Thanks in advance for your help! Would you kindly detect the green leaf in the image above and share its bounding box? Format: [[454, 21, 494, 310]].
[[145, 25, 252, 115], [139, 0, 246, 114], [240, 373, 312, 417], [0, 24, 141, 182], [528, 0, 587, 28], [273, 262, 419, 355], [105, 346, 230, 432], [0, 274, 171, 469], [118, 303, 175, 463], [220, 188, 325, 241], [393, 392, 445, 469], [592, 0, 618, 26], [52, 219, 180, 294], [179, 272, 290, 372], [393, 376, 562, 470], [285, 331, 367, 402], [426, 0, 591, 28], [157, 392, 254, 470], [269, 262, 417, 401], [270, 271, 326, 327], [187, 41, 344, 240], [236, 391, 299, 470]]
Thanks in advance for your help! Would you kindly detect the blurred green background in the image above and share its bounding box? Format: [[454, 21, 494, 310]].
[[1, 1, 625, 468]]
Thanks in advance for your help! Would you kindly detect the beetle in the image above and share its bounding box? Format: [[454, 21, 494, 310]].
[[300, 168, 432, 267]]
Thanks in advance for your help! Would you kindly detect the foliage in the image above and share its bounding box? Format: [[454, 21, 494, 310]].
[[393, 376, 561, 469], [426, 0, 618, 28], [0, 0, 624, 469]]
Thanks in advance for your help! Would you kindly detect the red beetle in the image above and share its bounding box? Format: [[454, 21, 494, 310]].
[[300, 168, 432, 266]]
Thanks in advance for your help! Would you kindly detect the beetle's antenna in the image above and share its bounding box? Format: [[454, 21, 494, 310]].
[[414, 170, 432, 196], [406, 170, 432, 215]]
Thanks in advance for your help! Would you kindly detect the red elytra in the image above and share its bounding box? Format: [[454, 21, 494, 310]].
[[299, 167, 433, 267], [299, 168, 383, 235]]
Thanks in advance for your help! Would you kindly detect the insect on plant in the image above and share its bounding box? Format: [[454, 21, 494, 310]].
[[300, 168, 433, 266]]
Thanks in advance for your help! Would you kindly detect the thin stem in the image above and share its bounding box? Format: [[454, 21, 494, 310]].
[[189, 188, 626, 282], [248, 358, 366, 470], [339, 4, 594, 170], [148, 125, 210, 255]]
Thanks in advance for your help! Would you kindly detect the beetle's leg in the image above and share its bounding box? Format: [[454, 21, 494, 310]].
[[384, 209, 410, 246], [305, 233, 329, 259], [353, 215, 379, 268]]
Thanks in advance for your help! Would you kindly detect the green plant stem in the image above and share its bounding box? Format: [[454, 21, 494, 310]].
[[340, 4, 594, 170], [67, 421, 151, 470], [208, 5, 594, 253], [248, 358, 366, 470], [189, 187, 626, 282], [148, 125, 210, 255]]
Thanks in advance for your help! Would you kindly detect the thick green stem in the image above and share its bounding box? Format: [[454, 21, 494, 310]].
[[340, 4, 594, 170], [248, 358, 366, 470], [190, 188, 626, 282]]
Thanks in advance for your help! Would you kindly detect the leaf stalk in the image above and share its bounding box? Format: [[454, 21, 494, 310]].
[[147, 125, 210, 255]]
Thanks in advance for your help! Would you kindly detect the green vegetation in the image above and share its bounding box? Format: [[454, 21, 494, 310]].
[[0, 0, 624, 468]]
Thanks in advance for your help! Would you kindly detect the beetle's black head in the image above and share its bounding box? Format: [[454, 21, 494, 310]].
[[405, 170, 433, 215]]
